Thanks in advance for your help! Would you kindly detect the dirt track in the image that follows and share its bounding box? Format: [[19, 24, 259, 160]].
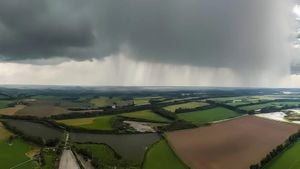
[[167, 115, 300, 169]]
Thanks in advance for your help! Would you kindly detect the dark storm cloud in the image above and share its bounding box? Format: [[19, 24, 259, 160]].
[[0, 0, 293, 78], [0, 0, 95, 60]]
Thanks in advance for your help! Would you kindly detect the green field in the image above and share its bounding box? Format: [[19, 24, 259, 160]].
[[74, 143, 123, 167], [177, 107, 241, 125], [90, 97, 132, 107], [143, 139, 188, 169], [163, 102, 208, 112], [58, 115, 114, 130], [121, 110, 170, 123], [41, 149, 56, 169], [0, 100, 14, 109], [133, 97, 162, 106], [0, 138, 38, 169], [265, 141, 300, 169], [239, 102, 300, 111], [161, 97, 198, 103]]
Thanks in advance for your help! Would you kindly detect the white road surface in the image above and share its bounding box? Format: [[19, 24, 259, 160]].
[[58, 150, 80, 169]]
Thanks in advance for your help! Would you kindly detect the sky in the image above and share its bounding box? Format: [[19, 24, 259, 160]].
[[0, 0, 299, 87]]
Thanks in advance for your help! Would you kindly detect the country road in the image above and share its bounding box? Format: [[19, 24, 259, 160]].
[[58, 150, 80, 169], [58, 132, 81, 169]]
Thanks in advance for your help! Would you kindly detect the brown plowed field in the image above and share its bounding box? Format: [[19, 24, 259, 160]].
[[166, 115, 300, 169]]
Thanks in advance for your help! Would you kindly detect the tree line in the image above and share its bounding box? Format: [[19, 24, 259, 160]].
[[249, 130, 300, 169]]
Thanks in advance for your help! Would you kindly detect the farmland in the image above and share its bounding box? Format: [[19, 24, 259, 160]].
[[0, 100, 14, 109], [163, 101, 208, 112], [133, 96, 162, 106], [177, 107, 241, 125], [167, 116, 300, 169], [90, 96, 133, 107], [41, 149, 57, 169], [2, 87, 300, 169], [0, 138, 39, 169], [265, 141, 300, 169], [239, 102, 300, 111], [15, 100, 68, 117], [74, 143, 122, 168], [0, 105, 26, 115], [0, 122, 13, 140], [58, 115, 115, 130], [143, 139, 188, 169], [70, 132, 160, 163], [121, 110, 170, 123]]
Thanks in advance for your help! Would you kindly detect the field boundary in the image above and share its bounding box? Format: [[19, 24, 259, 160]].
[[261, 139, 300, 169], [163, 136, 191, 169]]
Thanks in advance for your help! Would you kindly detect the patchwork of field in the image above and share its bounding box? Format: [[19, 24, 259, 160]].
[[0, 105, 26, 115], [265, 140, 300, 169], [209, 95, 298, 106], [74, 143, 122, 167], [32, 95, 94, 108], [239, 102, 300, 111], [121, 110, 170, 123], [177, 107, 241, 125], [163, 102, 208, 112], [208, 96, 271, 106], [143, 139, 188, 169], [15, 100, 68, 117], [133, 96, 162, 106], [167, 115, 300, 169], [70, 132, 160, 163], [58, 115, 114, 130], [0, 100, 14, 109], [90, 96, 133, 107], [0, 138, 38, 169]]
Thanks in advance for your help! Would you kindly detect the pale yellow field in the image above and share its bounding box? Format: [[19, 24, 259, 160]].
[[0, 105, 26, 115], [25, 147, 40, 158], [58, 117, 96, 126], [164, 102, 209, 112], [0, 122, 13, 141]]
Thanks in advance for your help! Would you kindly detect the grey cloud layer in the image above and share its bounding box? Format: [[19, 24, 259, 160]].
[[0, 0, 293, 78]]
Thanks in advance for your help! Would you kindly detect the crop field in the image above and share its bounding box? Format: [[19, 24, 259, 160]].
[[15, 100, 68, 117], [0, 100, 14, 109], [161, 97, 199, 103], [208, 96, 271, 106], [207, 95, 298, 106], [90, 96, 133, 107], [177, 107, 241, 125], [0, 105, 26, 115], [41, 149, 57, 169], [163, 101, 208, 112], [3, 119, 63, 141], [30, 96, 93, 109], [0, 122, 13, 140], [166, 115, 300, 169], [121, 110, 170, 123], [264, 140, 300, 169], [74, 143, 122, 167], [143, 139, 188, 169], [0, 138, 38, 169], [70, 132, 160, 163], [239, 102, 300, 111], [133, 96, 162, 106], [58, 115, 114, 130]]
